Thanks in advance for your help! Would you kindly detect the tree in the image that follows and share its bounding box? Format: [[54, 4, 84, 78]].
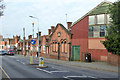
[[103, 1, 120, 55], [0, 0, 5, 17]]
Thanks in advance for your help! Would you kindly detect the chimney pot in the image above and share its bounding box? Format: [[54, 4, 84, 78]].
[[48, 29, 51, 35], [67, 22, 72, 29]]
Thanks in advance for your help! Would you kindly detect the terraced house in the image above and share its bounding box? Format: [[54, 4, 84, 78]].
[[70, 1, 112, 61]]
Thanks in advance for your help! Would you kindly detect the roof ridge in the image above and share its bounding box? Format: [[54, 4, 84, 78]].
[[70, 1, 112, 27]]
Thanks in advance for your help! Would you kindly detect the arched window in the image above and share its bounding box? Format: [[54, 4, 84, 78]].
[[55, 42, 58, 52], [64, 41, 67, 53], [61, 41, 64, 52], [52, 42, 54, 52]]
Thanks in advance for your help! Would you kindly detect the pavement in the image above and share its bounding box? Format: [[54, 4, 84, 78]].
[[1, 55, 119, 79], [16, 54, 119, 73]]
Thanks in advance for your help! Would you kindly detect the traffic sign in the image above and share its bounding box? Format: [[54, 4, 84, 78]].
[[39, 57, 44, 66], [40, 57, 43, 61], [30, 40, 36, 45]]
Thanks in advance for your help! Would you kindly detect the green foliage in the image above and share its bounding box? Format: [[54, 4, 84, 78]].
[[103, 1, 120, 55]]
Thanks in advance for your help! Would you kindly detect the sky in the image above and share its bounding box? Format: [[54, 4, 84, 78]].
[[0, 0, 115, 39]]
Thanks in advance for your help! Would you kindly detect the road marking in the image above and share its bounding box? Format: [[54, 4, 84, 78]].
[[16, 60, 19, 61], [36, 68, 69, 74], [50, 71, 69, 73], [16, 60, 25, 65], [64, 76, 87, 78], [0, 66, 11, 80], [64, 75, 97, 80], [36, 68, 51, 74]]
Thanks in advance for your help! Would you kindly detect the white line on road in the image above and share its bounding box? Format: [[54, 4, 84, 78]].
[[36, 68, 51, 74], [16, 60, 20, 61], [16, 60, 25, 65], [50, 71, 69, 73], [63, 75, 97, 80], [36, 68, 69, 74], [64, 76, 87, 78]]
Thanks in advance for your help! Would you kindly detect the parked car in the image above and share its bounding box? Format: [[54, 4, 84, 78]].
[[7, 49, 14, 55], [0, 50, 7, 55]]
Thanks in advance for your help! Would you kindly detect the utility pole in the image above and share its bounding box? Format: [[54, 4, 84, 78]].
[[23, 27, 26, 56], [29, 16, 39, 57], [32, 22, 34, 57]]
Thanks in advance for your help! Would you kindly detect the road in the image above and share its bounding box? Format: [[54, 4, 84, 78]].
[[0, 55, 119, 80]]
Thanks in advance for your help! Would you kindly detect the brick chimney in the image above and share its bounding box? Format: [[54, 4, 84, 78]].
[[51, 26, 55, 33], [37, 32, 41, 38], [48, 29, 51, 35], [36, 33, 38, 38], [28, 35, 32, 39], [67, 22, 72, 29], [39, 32, 41, 36]]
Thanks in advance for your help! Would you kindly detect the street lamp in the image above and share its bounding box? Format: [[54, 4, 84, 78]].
[[29, 16, 40, 57]]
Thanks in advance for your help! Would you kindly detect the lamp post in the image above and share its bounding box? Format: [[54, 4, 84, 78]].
[[29, 16, 40, 57]]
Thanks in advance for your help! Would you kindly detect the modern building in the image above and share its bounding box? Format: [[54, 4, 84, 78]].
[[70, 1, 112, 61]]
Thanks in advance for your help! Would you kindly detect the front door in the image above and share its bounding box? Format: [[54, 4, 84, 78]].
[[72, 46, 80, 61], [58, 43, 60, 60]]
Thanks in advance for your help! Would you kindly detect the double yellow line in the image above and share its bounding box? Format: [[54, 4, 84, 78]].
[[0, 66, 11, 80]]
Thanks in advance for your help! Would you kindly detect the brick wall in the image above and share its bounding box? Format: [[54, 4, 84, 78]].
[[71, 16, 88, 60], [108, 53, 120, 66]]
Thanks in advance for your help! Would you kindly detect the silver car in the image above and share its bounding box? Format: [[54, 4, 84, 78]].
[[0, 50, 7, 55]]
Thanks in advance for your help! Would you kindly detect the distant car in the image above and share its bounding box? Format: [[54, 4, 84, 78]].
[[7, 50, 14, 55], [0, 50, 7, 55]]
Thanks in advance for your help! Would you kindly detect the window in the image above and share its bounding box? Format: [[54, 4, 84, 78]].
[[46, 39, 49, 42], [97, 14, 104, 24], [100, 25, 105, 37], [61, 42, 64, 52], [89, 15, 95, 25], [55, 42, 58, 52], [88, 25, 106, 38], [52, 42, 54, 52], [64, 42, 67, 53], [88, 26, 93, 37], [57, 32, 61, 37]]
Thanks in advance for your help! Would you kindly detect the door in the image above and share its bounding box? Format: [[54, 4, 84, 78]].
[[72, 46, 80, 61], [58, 43, 60, 60]]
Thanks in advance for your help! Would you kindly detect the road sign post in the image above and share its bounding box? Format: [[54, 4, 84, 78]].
[[30, 39, 36, 64], [39, 57, 44, 66]]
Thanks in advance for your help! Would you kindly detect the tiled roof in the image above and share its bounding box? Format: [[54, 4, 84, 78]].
[[50, 23, 71, 38], [71, 1, 112, 27]]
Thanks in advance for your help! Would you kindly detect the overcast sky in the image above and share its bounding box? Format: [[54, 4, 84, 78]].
[[1, 0, 115, 39]]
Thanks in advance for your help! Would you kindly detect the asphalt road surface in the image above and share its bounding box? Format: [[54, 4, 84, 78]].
[[0, 55, 119, 80]]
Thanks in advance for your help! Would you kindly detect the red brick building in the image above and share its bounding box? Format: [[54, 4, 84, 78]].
[[70, 1, 112, 61], [49, 23, 72, 61]]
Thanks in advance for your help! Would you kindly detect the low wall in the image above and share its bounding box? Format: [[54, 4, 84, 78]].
[[108, 53, 120, 66]]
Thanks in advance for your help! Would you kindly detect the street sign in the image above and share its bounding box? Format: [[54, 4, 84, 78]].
[[40, 57, 43, 61], [39, 57, 44, 66], [30, 40, 36, 45]]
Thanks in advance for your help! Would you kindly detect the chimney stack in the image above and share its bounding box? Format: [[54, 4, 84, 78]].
[[39, 32, 41, 36], [51, 26, 55, 33], [48, 29, 51, 35], [36, 33, 38, 38], [67, 22, 72, 29], [37, 32, 41, 38], [28, 35, 32, 39]]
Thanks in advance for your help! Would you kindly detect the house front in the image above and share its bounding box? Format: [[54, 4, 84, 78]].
[[50, 23, 72, 61], [70, 1, 112, 61]]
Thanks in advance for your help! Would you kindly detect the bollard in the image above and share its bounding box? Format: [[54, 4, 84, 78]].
[[39, 57, 43, 66]]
